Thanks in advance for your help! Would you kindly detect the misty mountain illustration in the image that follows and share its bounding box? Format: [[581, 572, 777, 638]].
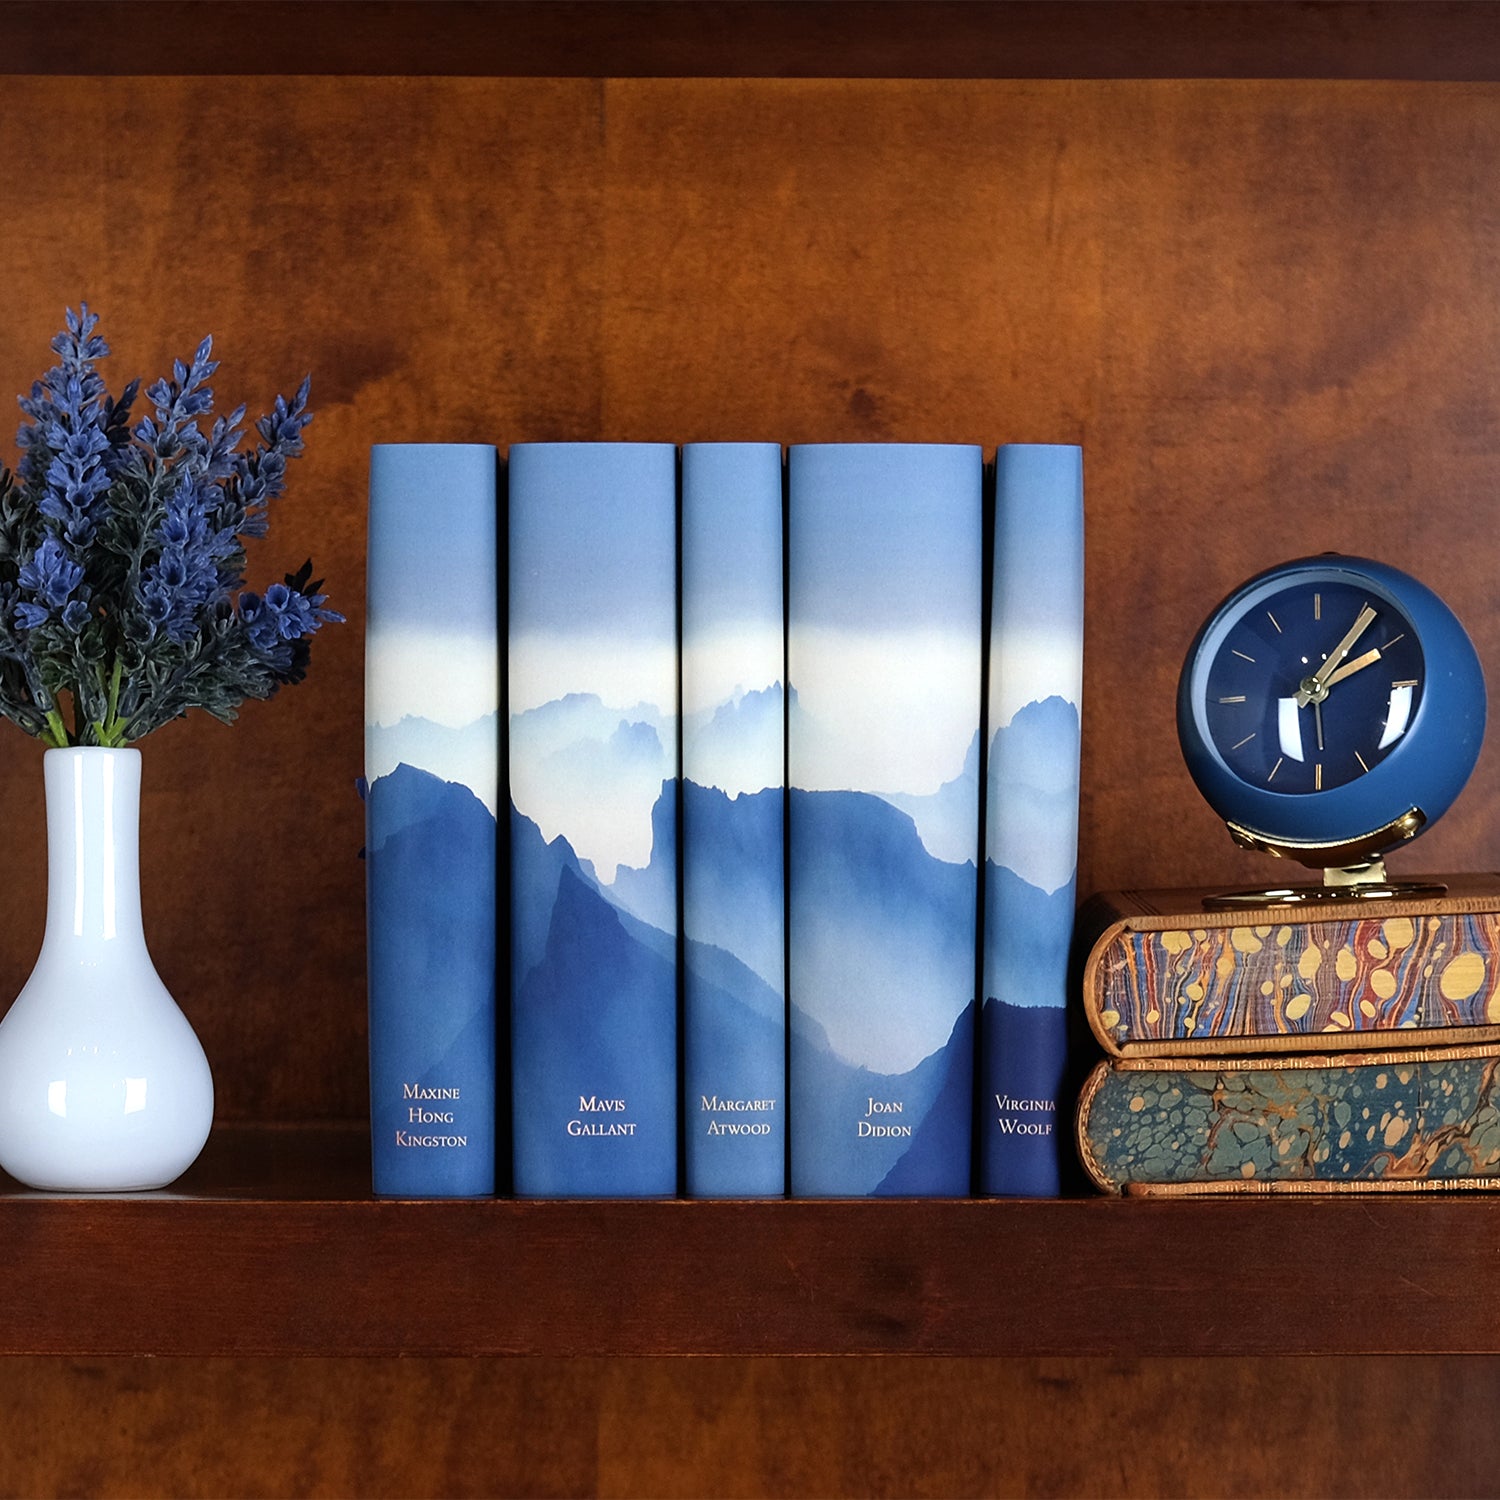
[[365, 713, 498, 814], [612, 781, 786, 998], [510, 691, 667, 753], [985, 863, 1076, 1011], [367, 766, 498, 1015], [683, 781, 785, 997], [680, 791, 786, 1196], [684, 949, 787, 1193], [791, 999, 974, 1197], [987, 695, 1080, 894], [366, 764, 497, 1192], [604, 779, 678, 936], [513, 792, 777, 1029], [684, 929, 784, 1028], [683, 682, 786, 797], [510, 692, 674, 882], [875, 1001, 976, 1195], [879, 730, 980, 865], [510, 800, 592, 990], [788, 784, 977, 1195], [511, 862, 677, 1196], [789, 786, 975, 1077]]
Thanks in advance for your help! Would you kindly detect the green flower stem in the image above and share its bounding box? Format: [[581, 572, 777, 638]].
[[91, 658, 129, 748], [41, 708, 70, 749]]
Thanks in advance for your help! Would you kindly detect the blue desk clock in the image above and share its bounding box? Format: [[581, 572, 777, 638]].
[[1177, 554, 1486, 905]]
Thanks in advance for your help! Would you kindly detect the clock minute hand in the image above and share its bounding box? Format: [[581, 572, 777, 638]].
[[1295, 603, 1378, 707], [1320, 646, 1382, 691]]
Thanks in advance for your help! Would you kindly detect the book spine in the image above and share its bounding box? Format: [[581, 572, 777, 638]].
[[787, 443, 983, 1197], [507, 442, 679, 1197], [979, 444, 1085, 1195], [1078, 1046, 1500, 1193], [365, 443, 499, 1197], [1090, 907, 1500, 1056], [680, 443, 787, 1197]]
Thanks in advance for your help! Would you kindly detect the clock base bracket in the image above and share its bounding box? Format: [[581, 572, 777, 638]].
[[1224, 807, 1427, 871], [1204, 808, 1447, 909]]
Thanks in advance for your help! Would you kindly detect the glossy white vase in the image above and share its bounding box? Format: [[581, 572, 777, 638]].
[[0, 748, 214, 1191]]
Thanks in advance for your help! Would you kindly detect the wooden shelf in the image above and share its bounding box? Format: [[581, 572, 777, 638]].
[[0, 1122, 1494, 1359]]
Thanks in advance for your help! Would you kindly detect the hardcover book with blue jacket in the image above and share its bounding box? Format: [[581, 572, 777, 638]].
[[681, 442, 787, 1198], [365, 442, 499, 1197], [787, 442, 983, 1197], [508, 442, 679, 1197]]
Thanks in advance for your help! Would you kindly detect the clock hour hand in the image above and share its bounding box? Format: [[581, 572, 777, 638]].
[[1294, 603, 1378, 707]]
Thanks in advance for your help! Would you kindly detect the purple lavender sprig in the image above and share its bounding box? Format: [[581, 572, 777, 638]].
[[16, 305, 115, 551], [0, 305, 341, 747], [228, 374, 312, 539]]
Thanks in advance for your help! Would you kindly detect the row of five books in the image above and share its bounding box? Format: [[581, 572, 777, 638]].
[[365, 441, 1083, 1197]]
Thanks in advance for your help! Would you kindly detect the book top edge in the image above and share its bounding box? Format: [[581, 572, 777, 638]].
[[1083, 874, 1500, 925]]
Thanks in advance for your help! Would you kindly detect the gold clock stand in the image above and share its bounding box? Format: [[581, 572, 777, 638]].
[[1202, 808, 1448, 909]]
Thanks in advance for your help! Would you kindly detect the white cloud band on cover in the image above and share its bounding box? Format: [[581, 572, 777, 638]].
[[366, 626, 499, 730]]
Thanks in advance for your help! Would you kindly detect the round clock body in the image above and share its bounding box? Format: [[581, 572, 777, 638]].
[[1177, 555, 1486, 864]]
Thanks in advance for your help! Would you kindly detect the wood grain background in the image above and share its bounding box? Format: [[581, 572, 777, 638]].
[[3, 73, 1498, 1123], [4, 55, 1500, 1498]]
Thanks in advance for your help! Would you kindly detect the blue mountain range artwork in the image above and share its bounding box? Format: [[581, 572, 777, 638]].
[[682, 682, 787, 799], [615, 780, 785, 999], [365, 763, 497, 1196], [983, 696, 1082, 1195], [879, 730, 980, 866], [512, 787, 788, 1197], [366, 713, 500, 815], [788, 786, 977, 1196], [987, 695, 1081, 895], [510, 857, 678, 1197]]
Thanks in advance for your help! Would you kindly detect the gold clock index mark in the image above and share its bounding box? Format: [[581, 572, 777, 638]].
[[1231, 732, 1256, 750], [1392, 678, 1419, 689], [1314, 593, 1322, 621], [1218, 694, 1247, 704], [1355, 750, 1371, 774], [1315, 763, 1324, 790], [1267, 610, 1282, 633], [1268, 757, 1283, 783], [1231, 649, 1256, 663]]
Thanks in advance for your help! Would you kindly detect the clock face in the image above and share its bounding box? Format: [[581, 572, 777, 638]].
[[1200, 576, 1425, 795]]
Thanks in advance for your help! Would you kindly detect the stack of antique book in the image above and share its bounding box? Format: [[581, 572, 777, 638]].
[[1075, 878, 1500, 1193]]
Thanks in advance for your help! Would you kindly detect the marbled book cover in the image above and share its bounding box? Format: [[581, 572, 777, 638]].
[[980, 444, 1084, 1196], [508, 442, 678, 1197], [787, 443, 983, 1197], [1080, 1047, 1500, 1192], [366, 443, 499, 1197], [1091, 907, 1500, 1053], [681, 442, 786, 1197]]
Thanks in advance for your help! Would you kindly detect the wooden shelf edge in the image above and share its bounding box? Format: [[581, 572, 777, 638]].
[[1, 1124, 1498, 1357], [5, 2, 1500, 81]]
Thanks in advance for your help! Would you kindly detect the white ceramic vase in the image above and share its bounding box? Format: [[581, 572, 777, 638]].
[[0, 747, 214, 1191]]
